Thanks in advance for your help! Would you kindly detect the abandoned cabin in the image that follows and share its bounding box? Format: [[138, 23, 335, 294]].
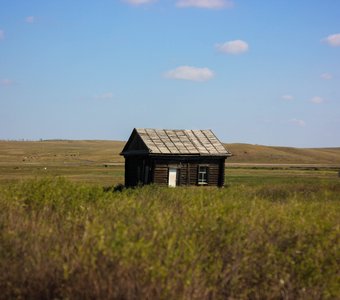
[[120, 128, 232, 187]]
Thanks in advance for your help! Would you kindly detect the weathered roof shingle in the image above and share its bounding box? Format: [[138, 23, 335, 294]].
[[122, 128, 231, 156]]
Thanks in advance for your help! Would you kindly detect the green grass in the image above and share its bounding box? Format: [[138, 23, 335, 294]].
[[0, 164, 124, 186], [226, 167, 340, 186], [0, 178, 339, 299], [0, 140, 339, 298]]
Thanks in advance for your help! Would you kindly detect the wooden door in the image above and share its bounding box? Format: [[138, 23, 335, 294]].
[[168, 168, 177, 187]]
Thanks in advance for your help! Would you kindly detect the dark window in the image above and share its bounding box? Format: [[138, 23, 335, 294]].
[[198, 166, 208, 185]]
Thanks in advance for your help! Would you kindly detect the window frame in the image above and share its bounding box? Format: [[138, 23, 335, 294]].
[[197, 165, 209, 185]]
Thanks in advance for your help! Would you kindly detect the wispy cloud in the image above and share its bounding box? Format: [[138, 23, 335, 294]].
[[289, 119, 306, 127], [216, 39, 249, 54], [25, 16, 36, 24], [0, 79, 14, 86], [0, 30, 5, 40], [320, 72, 333, 80], [176, 0, 233, 9], [310, 96, 325, 104], [165, 66, 214, 82], [123, 0, 156, 5], [281, 94, 294, 101], [93, 92, 114, 100], [323, 33, 340, 47]]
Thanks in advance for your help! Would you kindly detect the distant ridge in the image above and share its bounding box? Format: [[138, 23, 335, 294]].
[[0, 140, 339, 165], [227, 143, 340, 165]]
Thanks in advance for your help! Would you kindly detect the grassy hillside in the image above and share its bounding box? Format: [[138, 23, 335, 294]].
[[1, 140, 340, 165], [0, 140, 339, 185], [227, 143, 340, 164], [0, 140, 126, 185], [0, 140, 125, 165]]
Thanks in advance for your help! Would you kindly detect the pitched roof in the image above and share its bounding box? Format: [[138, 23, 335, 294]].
[[121, 128, 231, 156]]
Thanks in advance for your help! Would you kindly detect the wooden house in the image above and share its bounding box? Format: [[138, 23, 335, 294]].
[[120, 128, 232, 187]]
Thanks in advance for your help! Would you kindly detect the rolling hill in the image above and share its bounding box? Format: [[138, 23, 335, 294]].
[[227, 143, 340, 165], [0, 140, 340, 165]]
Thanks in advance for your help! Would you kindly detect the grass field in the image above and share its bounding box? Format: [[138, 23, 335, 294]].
[[1, 178, 339, 299], [0, 140, 125, 185], [0, 140, 340, 186], [0, 140, 339, 299]]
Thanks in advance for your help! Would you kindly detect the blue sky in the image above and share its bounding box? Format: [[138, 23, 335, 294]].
[[0, 0, 339, 147]]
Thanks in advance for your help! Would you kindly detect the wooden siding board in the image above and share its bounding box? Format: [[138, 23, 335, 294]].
[[152, 159, 222, 186], [153, 164, 168, 185]]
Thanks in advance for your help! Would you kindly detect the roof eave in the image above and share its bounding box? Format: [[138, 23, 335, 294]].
[[149, 152, 232, 157], [120, 150, 150, 156], [121, 152, 232, 157]]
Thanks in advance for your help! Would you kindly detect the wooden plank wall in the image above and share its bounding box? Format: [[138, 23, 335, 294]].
[[153, 158, 223, 187], [187, 162, 220, 186], [208, 163, 220, 185], [125, 157, 138, 187], [125, 156, 226, 187], [188, 163, 198, 185], [218, 159, 225, 187], [153, 164, 168, 185]]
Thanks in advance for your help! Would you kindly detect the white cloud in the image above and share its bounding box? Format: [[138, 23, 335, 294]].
[[93, 92, 114, 100], [25, 16, 35, 24], [216, 40, 249, 54], [165, 66, 214, 82], [282, 94, 294, 101], [124, 0, 156, 5], [0, 30, 5, 40], [289, 119, 306, 127], [310, 96, 325, 104], [0, 79, 14, 86], [176, 0, 233, 9], [323, 33, 340, 47], [320, 72, 333, 80]]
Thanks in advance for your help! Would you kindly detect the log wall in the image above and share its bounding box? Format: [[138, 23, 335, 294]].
[[124, 155, 226, 187]]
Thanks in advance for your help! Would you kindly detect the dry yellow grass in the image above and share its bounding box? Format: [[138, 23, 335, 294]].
[[1, 140, 339, 165], [227, 143, 340, 164], [0, 140, 125, 185], [0, 140, 339, 185], [0, 140, 125, 165]]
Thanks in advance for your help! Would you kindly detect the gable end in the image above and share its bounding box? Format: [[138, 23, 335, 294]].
[[120, 128, 150, 156]]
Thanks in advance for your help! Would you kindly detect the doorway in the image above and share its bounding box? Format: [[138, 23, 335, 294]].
[[168, 168, 177, 187]]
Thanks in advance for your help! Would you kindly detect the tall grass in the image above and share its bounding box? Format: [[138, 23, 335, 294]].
[[0, 178, 339, 299]]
